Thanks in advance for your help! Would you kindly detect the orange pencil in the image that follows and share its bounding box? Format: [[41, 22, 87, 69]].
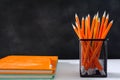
[[72, 24, 80, 39], [81, 17, 85, 35], [75, 14, 81, 37], [99, 11, 106, 38], [85, 16, 88, 39], [90, 15, 95, 38], [92, 14, 98, 48], [102, 20, 113, 38], [80, 17, 85, 39], [87, 14, 91, 38], [95, 18, 100, 39], [93, 12, 99, 39], [101, 14, 109, 38]]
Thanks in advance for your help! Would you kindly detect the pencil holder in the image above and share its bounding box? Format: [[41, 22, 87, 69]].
[[79, 39, 108, 77]]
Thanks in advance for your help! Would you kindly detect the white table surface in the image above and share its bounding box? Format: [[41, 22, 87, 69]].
[[54, 59, 120, 80]]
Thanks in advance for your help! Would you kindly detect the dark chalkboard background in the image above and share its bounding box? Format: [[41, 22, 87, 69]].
[[0, 0, 120, 59]]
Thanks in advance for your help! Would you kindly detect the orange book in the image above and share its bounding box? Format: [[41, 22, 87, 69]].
[[0, 55, 58, 74]]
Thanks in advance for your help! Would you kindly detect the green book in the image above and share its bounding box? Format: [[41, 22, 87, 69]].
[[0, 78, 54, 80], [0, 74, 55, 79]]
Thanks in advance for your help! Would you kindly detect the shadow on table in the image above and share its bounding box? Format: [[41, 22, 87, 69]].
[[108, 72, 120, 78]]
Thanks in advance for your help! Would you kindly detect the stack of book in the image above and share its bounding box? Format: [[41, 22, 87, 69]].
[[0, 55, 58, 80]]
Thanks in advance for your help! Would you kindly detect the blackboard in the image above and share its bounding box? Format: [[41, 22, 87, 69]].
[[0, 0, 119, 59]]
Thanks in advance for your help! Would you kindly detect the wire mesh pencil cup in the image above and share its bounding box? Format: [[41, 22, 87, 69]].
[[79, 39, 108, 77]]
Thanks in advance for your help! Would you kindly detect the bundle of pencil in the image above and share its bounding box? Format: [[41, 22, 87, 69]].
[[72, 11, 113, 75]]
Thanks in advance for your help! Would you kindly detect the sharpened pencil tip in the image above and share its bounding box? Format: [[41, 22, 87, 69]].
[[82, 17, 84, 20], [111, 20, 113, 23], [75, 13, 78, 18], [103, 11, 106, 17], [88, 14, 90, 17], [106, 14, 109, 19], [72, 24, 76, 29], [75, 22, 78, 27], [85, 16, 88, 20], [96, 11, 99, 17]]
